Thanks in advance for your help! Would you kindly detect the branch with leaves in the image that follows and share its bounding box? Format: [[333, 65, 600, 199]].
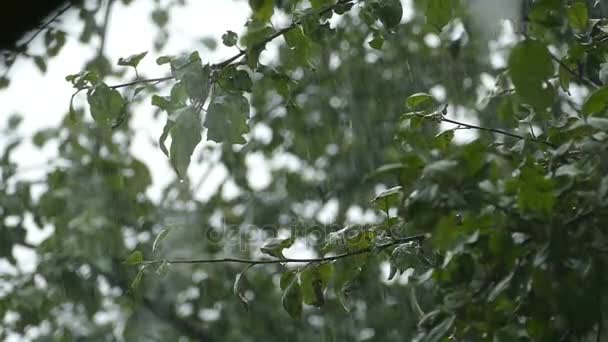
[[94, 0, 358, 91], [133, 233, 427, 267]]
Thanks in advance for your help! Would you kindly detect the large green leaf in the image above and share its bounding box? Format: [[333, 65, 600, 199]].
[[249, 0, 274, 22], [582, 86, 608, 116], [376, 0, 403, 29], [169, 106, 202, 177], [426, 0, 455, 31], [508, 40, 555, 109], [87, 83, 125, 128], [204, 92, 250, 144], [281, 278, 302, 319]]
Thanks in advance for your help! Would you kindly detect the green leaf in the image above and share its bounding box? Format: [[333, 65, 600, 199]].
[[370, 186, 403, 212], [488, 272, 514, 301], [388, 242, 419, 280], [566, 1, 588, 31], [406, 93, 435, 111], [301, 263, 333, 307], [169, 53, 210, 104], [368, 35, 384, 50], [233, 270, 251, 310], [218, 68, 253, 93], [205, 92, 250, 144], [152, 229, 170, 252], [582, 86, 608, 116], [117, 51, 148, 68], [158, 119, 174, 158], [283, 27, 312, 68], [558, 57, 576, 93], [511, 164, 555, 215], [281, 278, 302, 319], [280, 270, 298, 290], [87, 83, 125, 128], [33, 56, 47, 73], [169, 106, 202, 177], [222, 30, 239, 47], [311, 0, 336, 10], [375, 0, 403, 29], [156, 55, 172, 65], [125, 251, 144, 265], [426, 0, 454, 31], [424, 315, 455, 342], [260, 237, 294, 258], [129, 266, 146, 292], [44, 29, 66, 56], [434, 129, 454, 150], [508, 40, 555, 109], [151, 8, 169, 27], [249, 0, 274, 22]]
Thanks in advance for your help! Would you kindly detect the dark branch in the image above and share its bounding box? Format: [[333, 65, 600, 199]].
[[142, 233, 427, 266], [439, 109, 555, 148]]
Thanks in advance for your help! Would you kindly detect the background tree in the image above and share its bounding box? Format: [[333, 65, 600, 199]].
[[1, 0, 608, 341]]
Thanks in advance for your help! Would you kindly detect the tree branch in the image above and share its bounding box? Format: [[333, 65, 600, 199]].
[[1, 2, 73, 79], [549, 53, 600, 90], [142, 233, 427, 266], [438, 108, 555, 148], [104, 0, 357, 89]]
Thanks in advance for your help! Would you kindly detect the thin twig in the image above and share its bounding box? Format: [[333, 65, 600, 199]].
[[142, 233, 427, 266], [439, 112, 555, 148], [549, 52, 600, 90], [97, 0, 115, 59]]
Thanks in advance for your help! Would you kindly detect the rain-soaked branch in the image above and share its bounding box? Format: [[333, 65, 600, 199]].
[[103, 0, 358, 90], [437, 105, 555, 148], [142, 233, 427, 266]]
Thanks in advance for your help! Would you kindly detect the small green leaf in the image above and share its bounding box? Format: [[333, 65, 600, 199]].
[[368, 36, 384, 50], [566, 2, 588, 31], [87, 83, 125, 128], [582, 86, 608, 116], [118, 51, 148, 68], [376, 0, 402, 29], [371, 186, 403, 212], [281, 278, 302, 319], [260, 237, 294, 259], [406, 93, 435, 110], [156, 55, 172, 65], [222, 30, 239, 47], [249, 0, 274, 22], [488, 272, 514, 301], [169, 106, 202, 177], [33, 56, 47, 73], [205, 92, 250, 144], [426, 0, 454, 31], [152, 229, 170, 252], [311, 0, 336, 10], [424, 315, 455, 342], [125, 251, 144, 265], [129, 266, 146, 292]]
